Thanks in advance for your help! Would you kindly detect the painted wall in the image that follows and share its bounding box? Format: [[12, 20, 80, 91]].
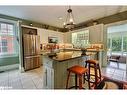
[[0, 56, 19, 66]]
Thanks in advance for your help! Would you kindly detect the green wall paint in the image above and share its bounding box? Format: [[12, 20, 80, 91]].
[[0, 56, 19, 66], [0, 14, 63, 32]]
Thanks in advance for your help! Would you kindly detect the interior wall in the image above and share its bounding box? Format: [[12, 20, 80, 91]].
[[0, 56, 19, 66]]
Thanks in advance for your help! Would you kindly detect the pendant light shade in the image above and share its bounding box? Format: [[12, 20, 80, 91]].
[[63, 6, 75, 30]]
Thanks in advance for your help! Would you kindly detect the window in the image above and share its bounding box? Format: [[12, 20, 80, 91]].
[[107, 23, 127, 56], [123, 36, 127, 52], [107, 38, 111, 50], [112, 37, 122, 52], [0, 22, 16, 55], [2, 39, 8, 52]]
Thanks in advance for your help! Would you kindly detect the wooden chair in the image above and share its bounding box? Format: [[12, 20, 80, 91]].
[[108, 55, 120, 67]]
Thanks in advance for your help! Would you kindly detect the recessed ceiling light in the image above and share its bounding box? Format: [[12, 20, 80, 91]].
[[58, 17, 63, 20]]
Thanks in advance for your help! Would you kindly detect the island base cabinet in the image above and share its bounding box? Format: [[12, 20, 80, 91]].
[[43, 65, 54, 89], [42, 51, 102, 89]]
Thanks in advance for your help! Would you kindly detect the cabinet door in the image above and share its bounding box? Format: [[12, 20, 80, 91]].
[[89, 24, 103, 44], [43, 66, 54, 89], [38, 29, 48, 43], [64, 32, 71, 43], [43, 66, 48, 89]]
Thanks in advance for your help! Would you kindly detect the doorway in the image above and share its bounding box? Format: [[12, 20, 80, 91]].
[[101, 22, 127, 81], [107, 23, 127, 70]]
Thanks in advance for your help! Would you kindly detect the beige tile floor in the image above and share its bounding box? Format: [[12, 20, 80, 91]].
[[0, 62, 127, 89], [102, 62, 127, 82], [0, 67, 44, 89]]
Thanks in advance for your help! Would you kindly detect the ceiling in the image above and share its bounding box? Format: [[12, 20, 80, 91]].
[[0, 6, 127, 28]]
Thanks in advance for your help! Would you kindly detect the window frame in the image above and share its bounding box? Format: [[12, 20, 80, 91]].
[[0, 20, 18, 56], [107, 32, 127, 56]]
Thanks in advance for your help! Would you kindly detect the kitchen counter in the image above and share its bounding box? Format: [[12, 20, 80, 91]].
[[42, 49, 104, 89], [41, 49, 103, 62], [48, 51, 96, 62]]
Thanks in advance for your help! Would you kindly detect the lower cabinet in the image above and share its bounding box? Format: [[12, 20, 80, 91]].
[[24, 56, 41, 71], [43, 65, 54, 89]]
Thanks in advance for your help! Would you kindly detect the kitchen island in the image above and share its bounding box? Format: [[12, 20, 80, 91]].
[[42, 50, 103, 89]]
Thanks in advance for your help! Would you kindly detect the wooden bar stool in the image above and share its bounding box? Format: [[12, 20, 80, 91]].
[[66, 65, 88, 89], [85, 60, 101, 89]]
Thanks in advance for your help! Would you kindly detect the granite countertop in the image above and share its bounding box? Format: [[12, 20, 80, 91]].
[[46, 51, 96, 62]]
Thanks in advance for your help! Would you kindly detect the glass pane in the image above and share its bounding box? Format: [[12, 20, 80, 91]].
[[0, 22, 16, 55], [107, 38, 110, 50], [1, 23, 8, 34], [8, 24, 14, 35], [123, 36, 127, 52], [2, 39, 7, 46], [112, 37, 122, 51], [72, 30, 89, 48], [2, 47, 7, 52], [8, 30, 13, 35], [7, 24, 13, 30], [1, 23, 6, 30]]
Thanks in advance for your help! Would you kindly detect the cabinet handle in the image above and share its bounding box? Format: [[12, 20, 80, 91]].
[[45, 69, 47, 86]]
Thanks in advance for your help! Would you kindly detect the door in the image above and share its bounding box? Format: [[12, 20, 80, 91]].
[[107, 23, 127, 71], [43, 65, 54, 89]]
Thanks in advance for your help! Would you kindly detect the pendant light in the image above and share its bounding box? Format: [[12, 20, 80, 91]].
[[63, 6, 75, 30]]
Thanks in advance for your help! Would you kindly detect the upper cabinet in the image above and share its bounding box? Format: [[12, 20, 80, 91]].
[[64, 24, 104, 44], [38, 28, 64, 44], [89, 24, 104, 44], [64, 32, 72, 43], [57, 32, 64, 43], [38, 28, 48, 43], [37, 24, 104, 45], [72, 30, 89, 48]]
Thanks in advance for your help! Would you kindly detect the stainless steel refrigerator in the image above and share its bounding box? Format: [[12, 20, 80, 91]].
[[23, 34, 41, 71]]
